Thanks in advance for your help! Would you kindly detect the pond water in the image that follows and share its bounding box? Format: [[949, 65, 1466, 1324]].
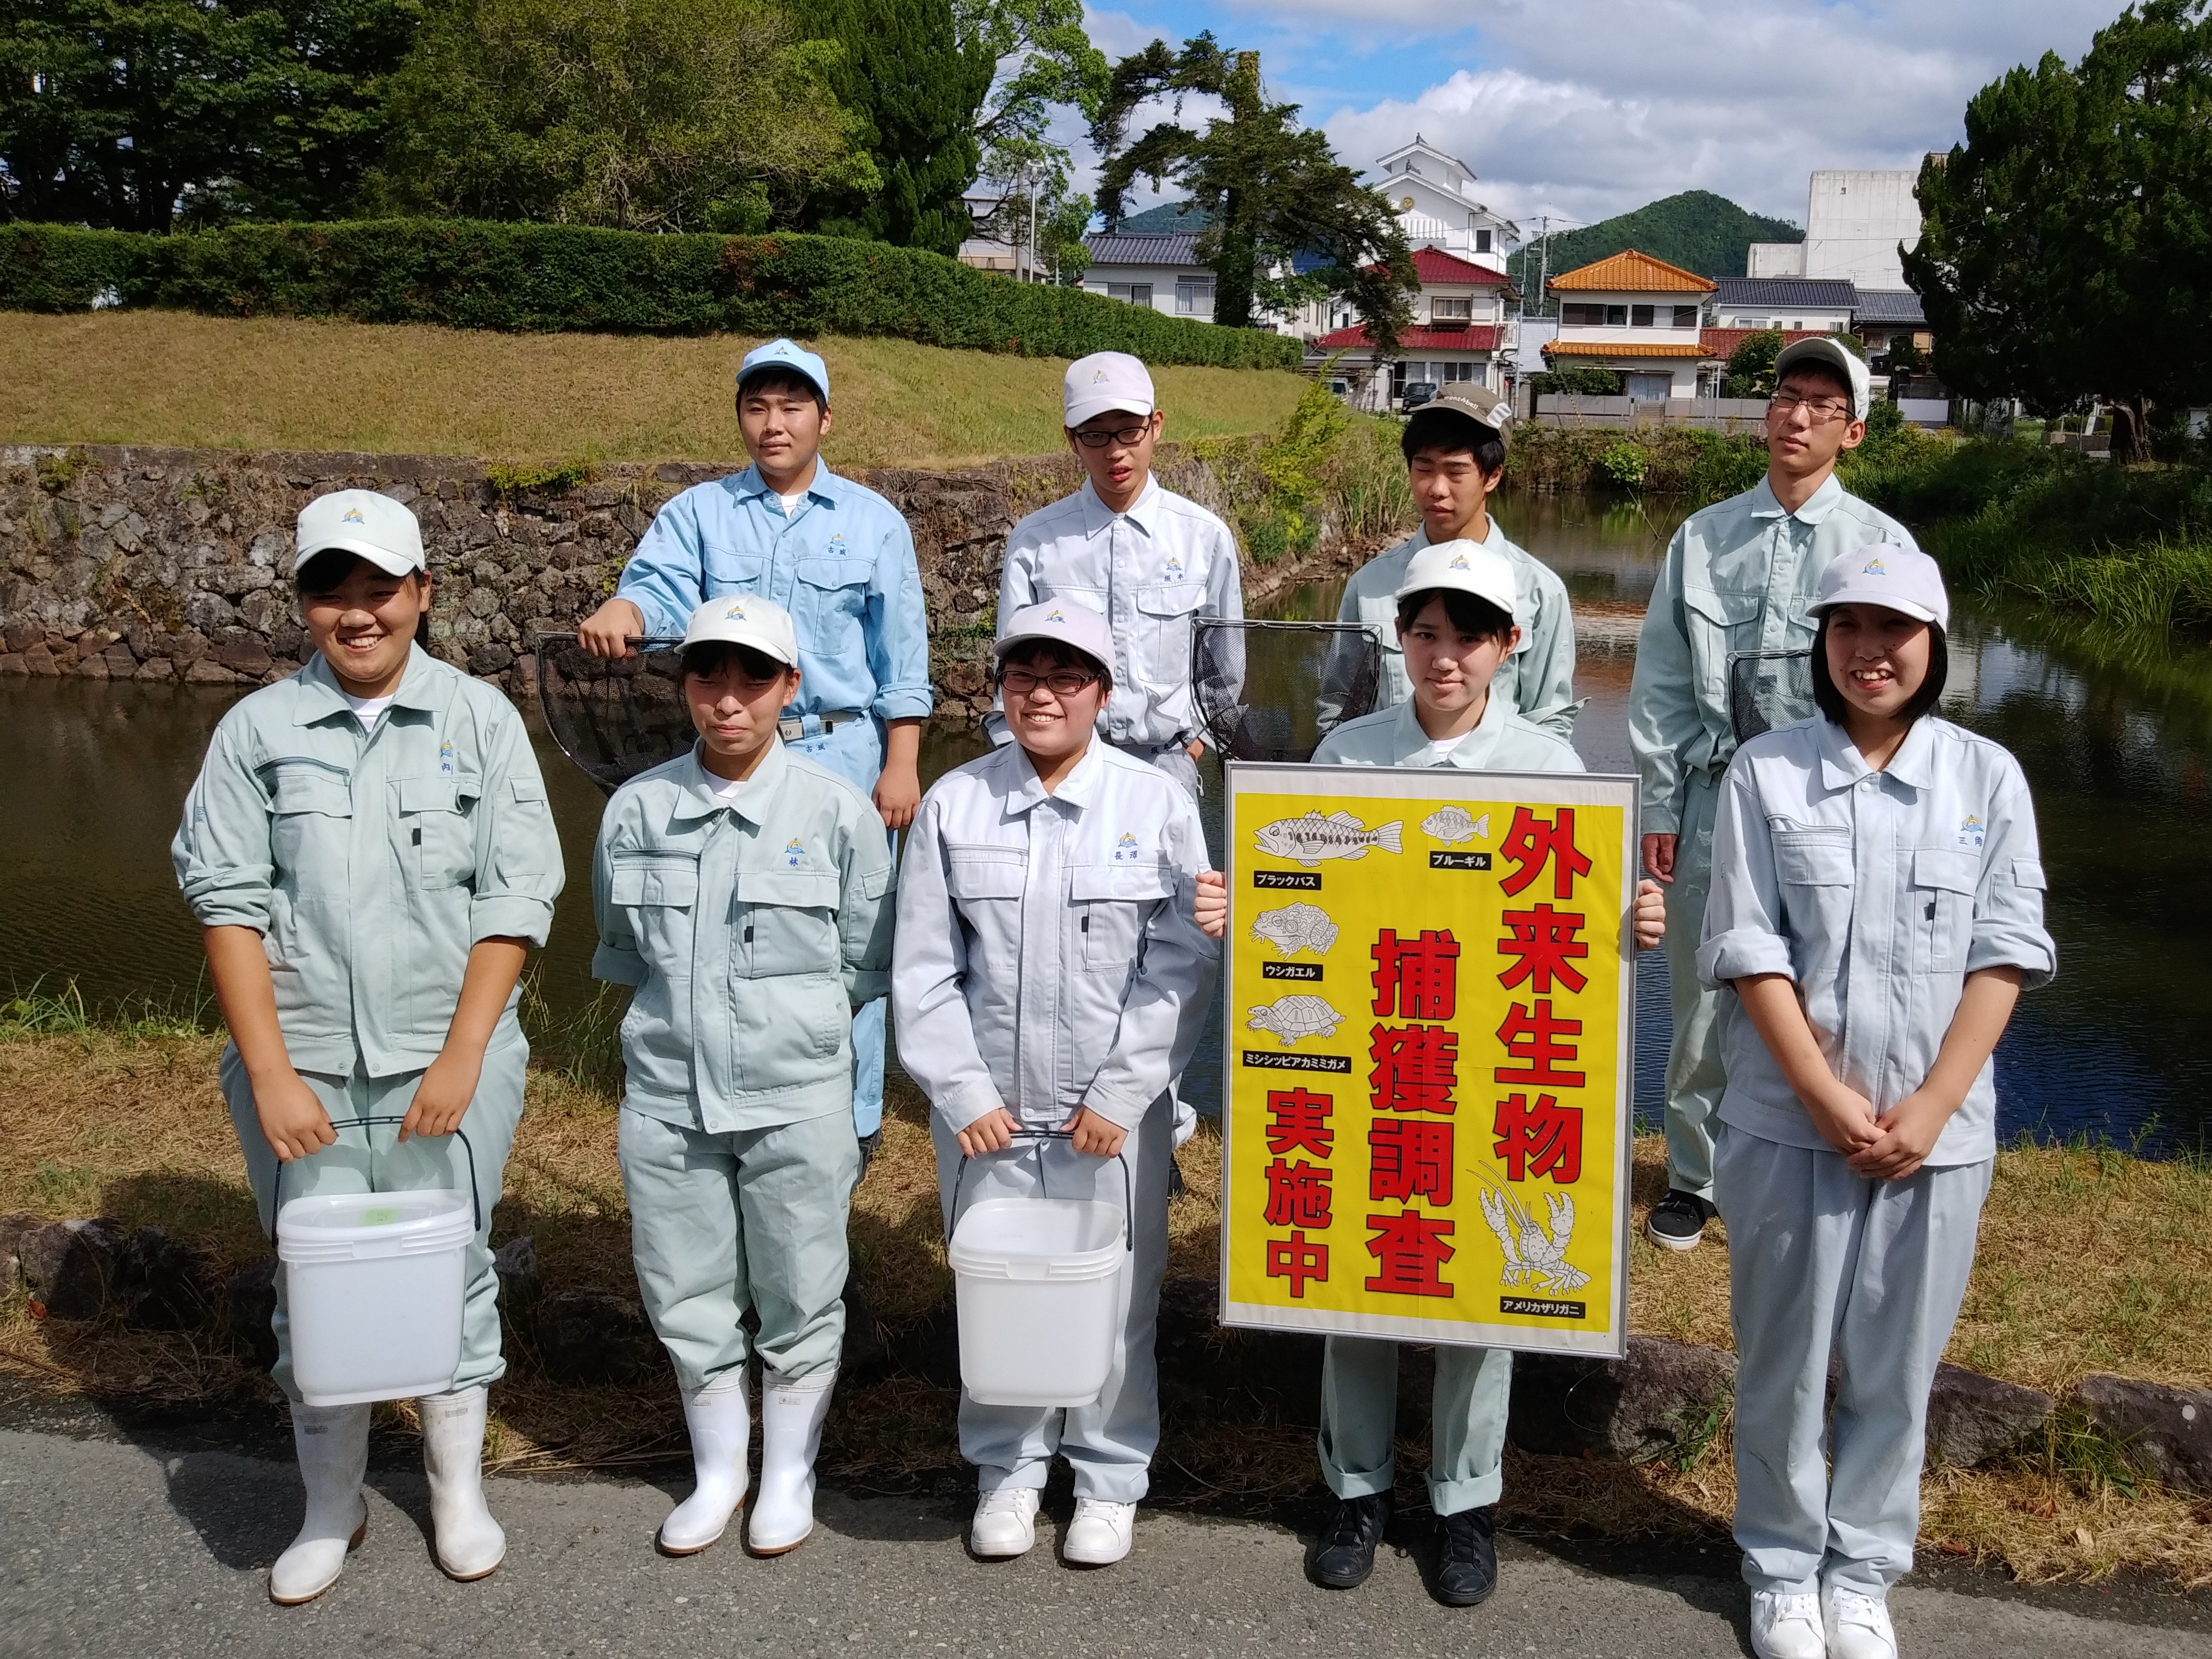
[[5, 492, 2208, 1153]]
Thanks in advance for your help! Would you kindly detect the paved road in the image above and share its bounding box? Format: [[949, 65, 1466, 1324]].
[[3, 1425, 2207, 1659]]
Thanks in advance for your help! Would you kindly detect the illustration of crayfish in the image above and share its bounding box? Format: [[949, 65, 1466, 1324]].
[[1476, 1171, 1591, 1297]]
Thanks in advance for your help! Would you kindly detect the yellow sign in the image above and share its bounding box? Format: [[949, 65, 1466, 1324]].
[[1219, 761, 1637, 1358]]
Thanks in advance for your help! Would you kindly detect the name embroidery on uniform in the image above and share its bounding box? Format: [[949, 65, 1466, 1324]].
[[1164, 555, 1184, 578], [438, 739, 457, 776], [785, 838, 807, 867], [1112, 831, 1140, 863], [1956, 814, 1985, 851]]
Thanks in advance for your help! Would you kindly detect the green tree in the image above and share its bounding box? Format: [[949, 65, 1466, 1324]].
[[0, 0, 420, 229], [1090, 34, 1414, 348], [1721, 329, 1784, 399], [961, 0, 1106, 279], [1907, 0, 2212, 461], [369, 0, 876, 232]]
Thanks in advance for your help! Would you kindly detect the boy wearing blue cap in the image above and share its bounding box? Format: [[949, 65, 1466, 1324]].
[[578, 338, 931, 1149]]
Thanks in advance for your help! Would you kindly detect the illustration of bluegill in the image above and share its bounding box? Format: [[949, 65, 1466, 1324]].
[[1249, 901, 1339, 958], [1246, 995, 1348, 1045], [1421, 806, 1490, 846], [1253, 809, 1404, 866]]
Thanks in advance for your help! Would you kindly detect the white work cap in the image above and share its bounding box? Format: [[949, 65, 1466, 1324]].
[[1064, 351, 1155, 429], [1807, 543, 1949, 632], [995, 597, 1114, 674], [295, 489, 425, 577], [1774, 336, 1872, 420], [1394, 538, 1520, 625], [680, 593, 800, 667], [738, 337, 830, 402]]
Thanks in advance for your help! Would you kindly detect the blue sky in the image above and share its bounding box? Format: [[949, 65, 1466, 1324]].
[[1076, 0, 2125, 235]]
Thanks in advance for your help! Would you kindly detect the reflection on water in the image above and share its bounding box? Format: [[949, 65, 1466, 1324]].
[[5, 494, 2209, 1152]]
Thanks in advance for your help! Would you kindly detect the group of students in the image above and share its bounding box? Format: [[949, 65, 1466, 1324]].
[[170, 332, 2052, 1659]]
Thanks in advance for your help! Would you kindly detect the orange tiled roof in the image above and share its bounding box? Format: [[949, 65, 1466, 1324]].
[[1543, 340, 1709, 360], [1548, 249, 1715, 294]]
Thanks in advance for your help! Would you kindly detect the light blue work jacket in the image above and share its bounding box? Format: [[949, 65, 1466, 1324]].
[[1697, 714, 2056, 1165], [1312, 685, 1584, 773], [1319, 517, 1578, 738], [1628, 473, 1914, 835], [892, 740, 1219, 1135], [616, 462, 933, 724], [592, 739, 894, 1134], [993, 477, 1245, 749], [172, 647, 564, 1077]]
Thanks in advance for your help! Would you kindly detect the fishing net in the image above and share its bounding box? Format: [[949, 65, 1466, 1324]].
[[1191, 618, 1382, 763], [534, 633, 693, 794], [1727, 648, 1816, 745]]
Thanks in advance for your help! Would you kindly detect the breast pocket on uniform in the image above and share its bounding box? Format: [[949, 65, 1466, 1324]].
[[794, 556, 875, 672], [945, 847, 1026, 902], [1135, 582, 1206, 686], [396, 775, 479, 889], [1772, 827, 1853, 934], [610, 851, 701, 966], [733, 868, 842, 979], [703, 548, 767, 590], [1070, 863, 1175, 975], [1912, 848, 1980, 972], [264, 759, 352, 890], [1682, 583, 1763, 682]]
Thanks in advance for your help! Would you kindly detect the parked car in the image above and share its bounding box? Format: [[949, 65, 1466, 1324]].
[[1400, 381, 1439, 411]]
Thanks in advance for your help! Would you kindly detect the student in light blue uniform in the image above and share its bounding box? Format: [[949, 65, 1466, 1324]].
[[896, 599, 1218, 1570], [576, 338, 930, 1148], [593, 595, 894, 1560], [1698, 546, 2053, 1659], [1198, 542, 1663, 1609], [174, 489, 564, 1605]]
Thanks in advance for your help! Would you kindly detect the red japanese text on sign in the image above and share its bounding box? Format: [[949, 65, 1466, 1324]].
[[1369, 1024, 1460, 1114], [1267, 1232, 1329, 1299], [1369, 1118, 1454, 1206], [1364, 1211, 1456, 1297], [1499, 806, 1592, 901], [1264, 1159, 1334, 1228], [1494, 1000, 1586, 1089], [1493, 1091, 1583, 1183], [1496, 904, 1590, 995], [1371, 929, 1460, 1019], [1264, 1087, 1336, 1159]]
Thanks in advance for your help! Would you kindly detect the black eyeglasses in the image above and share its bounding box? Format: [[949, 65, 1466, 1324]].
[[1769, 391, 1853, 422], [1072, 422, 1153, 449], [1000, 667, 1102, 696]]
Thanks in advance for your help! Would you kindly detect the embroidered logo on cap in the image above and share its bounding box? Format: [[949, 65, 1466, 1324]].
[[1045, 607, 1066, 622], [341, 507, 365, 524], [1448, 551, 1471, 569], [1092, 368, 1111, 384], [1863, 557, 1888, 575], [723, 601, 749, 621]]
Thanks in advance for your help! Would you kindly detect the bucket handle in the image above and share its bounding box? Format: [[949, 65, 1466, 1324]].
[[947, 1128, 1134, 1253], [267, 1114, 481, 1242]]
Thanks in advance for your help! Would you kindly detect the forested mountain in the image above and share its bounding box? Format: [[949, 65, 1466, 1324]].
[[1506, 189, 1802, 300]]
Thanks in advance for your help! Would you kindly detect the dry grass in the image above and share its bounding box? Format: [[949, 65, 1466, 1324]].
[[5, 1025, 2210, 1582], [0, 311, 1309, 470]]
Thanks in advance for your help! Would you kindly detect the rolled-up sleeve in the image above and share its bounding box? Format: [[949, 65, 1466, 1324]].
[[589, 802, 646, 986], [892, 797, 1007, 1133], [1968, 764, 2057, 989], [840, 811, 897, 1005], [866, 509, 935, 722], [615, 489, 708, 640], [469, 708, 564, 946], [172, 718, 277, 930], [1696, 763, 1794, 987]]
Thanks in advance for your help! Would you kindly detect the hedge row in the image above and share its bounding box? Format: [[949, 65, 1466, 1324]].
[[0, 219, 1305, 370]]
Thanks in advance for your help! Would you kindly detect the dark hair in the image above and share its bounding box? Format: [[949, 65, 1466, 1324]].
[[680, 640, 794, 683], [737, 366, 827, 413], [1395, 586, 1515, 644], [1776, 358, 1854, 404], [996, 639, 1112, 690], [1401, 407, 1507, 477], [294, 550, 432, 646], [1810, 611, 1948, 726]]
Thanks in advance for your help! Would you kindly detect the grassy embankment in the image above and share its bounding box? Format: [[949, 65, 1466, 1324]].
[[4, 987, 2210, 1587]]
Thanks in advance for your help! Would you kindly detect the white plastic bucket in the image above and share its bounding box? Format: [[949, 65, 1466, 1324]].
[[949, 1197, 1126, 1407], [277, 1189, 473, 1407]]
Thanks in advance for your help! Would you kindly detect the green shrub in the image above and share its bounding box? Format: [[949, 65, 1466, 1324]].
[[0, 219, 1303, 370], [1600, 441, 1647, 491]]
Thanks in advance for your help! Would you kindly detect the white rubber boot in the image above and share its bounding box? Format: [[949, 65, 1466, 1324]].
[[658, 1373, 751, 1555], [418, 1386, 506, 1581], [269, 1402, 370, 1605], [746, 1372, 834, 1555]]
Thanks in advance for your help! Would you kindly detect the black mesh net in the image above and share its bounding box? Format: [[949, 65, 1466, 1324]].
[[1191, 618, 1383, 763], [534, 634, 693, 794], [1727, 648, 1816, 746]]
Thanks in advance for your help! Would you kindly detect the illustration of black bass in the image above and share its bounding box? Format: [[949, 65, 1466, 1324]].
[[1253, 809, 1404, 866]]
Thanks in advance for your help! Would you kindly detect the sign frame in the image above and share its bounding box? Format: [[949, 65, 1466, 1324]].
[[1217, 759, 1639, 1359]]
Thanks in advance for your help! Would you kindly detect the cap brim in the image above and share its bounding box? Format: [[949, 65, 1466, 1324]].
[[738, 364, 830, 400], [294, 537, 423, 575], [683, 628, 798, 665], [1807, 591, 1943, 626], [1065, 396, 1155, 430]]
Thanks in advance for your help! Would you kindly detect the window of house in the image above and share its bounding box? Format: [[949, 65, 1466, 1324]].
[[1631, 304, 1655, 327], [1561, 303, 1605, 327], [1440, 361, 1476, 382], [1106, 283, 1154, 307], [1605, 304, 1628, 326], [1475, 229, 1493, 253], [1174, 276, 1214, 315], [1673, 305, 1699, 328], [1431, 295, 1473, 322]]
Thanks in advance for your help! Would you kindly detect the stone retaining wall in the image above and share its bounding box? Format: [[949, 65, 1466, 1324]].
[[0, 442, 1380, 725]]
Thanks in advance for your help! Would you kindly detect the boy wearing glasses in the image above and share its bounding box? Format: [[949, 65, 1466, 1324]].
[[992, 351, 1245, 803], [575, 338, 931, 1152], [1629, 337, 1917, 1251]]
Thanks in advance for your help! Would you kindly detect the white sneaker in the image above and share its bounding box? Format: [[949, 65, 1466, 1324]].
[[1061, 1497, 1135, 1566], [1750, 1590, 1827, 1659], [1823, 1585, 1899, 1659], [969, 1488, 1041, 1558]]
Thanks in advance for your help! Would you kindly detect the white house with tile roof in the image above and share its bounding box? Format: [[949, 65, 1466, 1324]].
[[1372, 137, 1520, 273], [1543, 249, 1715, 400], [1305, 247, 1521, 411]]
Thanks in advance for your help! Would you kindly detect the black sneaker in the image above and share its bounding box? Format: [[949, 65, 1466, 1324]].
[[1431, 1506, 1498, 1607], [1644, 1189, 1715, 1251], [1308, 1493, 1391, 1589]]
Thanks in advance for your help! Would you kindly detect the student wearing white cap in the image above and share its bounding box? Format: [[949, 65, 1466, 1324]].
[[1317, 387, 1577, 740], [894, 596, 1218, 1568], [173, 488, 565, 1604], [1196, 543, 1662, 1606], [592, 592, 894, 1559], [1629, 336, 1921, 1252], [576, 336, 929, 1153], [1698, 545, 2052, 1659], [992, 351, 1245, 802]]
